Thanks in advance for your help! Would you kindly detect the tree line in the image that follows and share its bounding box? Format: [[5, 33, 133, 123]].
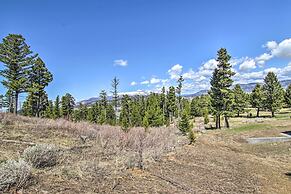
[[0, 34, 291, 133]]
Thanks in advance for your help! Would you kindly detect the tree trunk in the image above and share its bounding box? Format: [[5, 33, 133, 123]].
[[215, 115, 218, 129], [36, 93, 40, 117], [271, 111, 275, 117], [257, 108, 260, 117], [225, 116, 230, 128], [237, 112, 240, 117], [218, 115, 221, 129], [14, 92, 18, 115]]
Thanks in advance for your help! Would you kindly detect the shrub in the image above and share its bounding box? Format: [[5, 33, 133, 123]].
[[0, 160, 32, 192], [204, 112, 209, 124], [22, 144, 59, 168], [188, 130, 197, 145]]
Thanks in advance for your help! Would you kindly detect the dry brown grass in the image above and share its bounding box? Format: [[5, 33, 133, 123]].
[[0, 113, 188, 193], [1, 113, 290, 193]]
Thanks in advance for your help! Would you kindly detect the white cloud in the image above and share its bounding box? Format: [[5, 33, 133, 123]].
[[140, 80, 150, 85], [113, 59, 128, 66], [150, 78, 161, 84], [200, 59, 218, 70], [264, 41, 278, 50], [271, 38, 291, 58], [239, 58, 256, 71], [168, 64, 183, 79], [130, 81, 137, 86], [255, 53, 273, 65]]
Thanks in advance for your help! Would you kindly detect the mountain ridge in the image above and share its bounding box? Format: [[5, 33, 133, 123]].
[[79, 79, 291, 105]]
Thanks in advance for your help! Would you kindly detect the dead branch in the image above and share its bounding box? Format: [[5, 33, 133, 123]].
[[0, 139, 36, 146]]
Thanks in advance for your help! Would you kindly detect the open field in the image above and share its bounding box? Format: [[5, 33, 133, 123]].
[[0, 112, 291, 194]]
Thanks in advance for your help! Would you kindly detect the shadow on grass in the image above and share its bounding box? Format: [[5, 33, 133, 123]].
[[204, 126, 217, 130], [285, 172, 291, 179]]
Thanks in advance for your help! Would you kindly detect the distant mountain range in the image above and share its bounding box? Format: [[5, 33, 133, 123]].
[[79, 79, 291, 105]]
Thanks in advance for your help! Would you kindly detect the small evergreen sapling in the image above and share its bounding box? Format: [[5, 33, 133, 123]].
[[178, 110, 191, 135]]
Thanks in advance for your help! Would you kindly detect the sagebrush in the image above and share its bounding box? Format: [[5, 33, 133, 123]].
[[0, 160, 32, 191], [22, 144, 60, 168]]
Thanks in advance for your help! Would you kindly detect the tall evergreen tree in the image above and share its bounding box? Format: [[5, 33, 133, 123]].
[[61, 93, 75, 120], [27, 57, 53, 117], [130, 99, 142, 127], [98, 90, 108, 124], [120, 95, 131, 131], [263, 72, 284, 117], [111, 77, 119, 124], [53, 95, 61, 119], [285, 84, 291, 108], [250, 84, 264, 117], [232, 84, 246, 117], [209, 48, 235, 128], [167, 86, 176, 123], [0, 34, 37, 114], [146, 93, 164, 127], [106, 103, 116, 125], [176, 76, 184, 118], [22, 91, 49, 117], [160, 86, 167, 123]]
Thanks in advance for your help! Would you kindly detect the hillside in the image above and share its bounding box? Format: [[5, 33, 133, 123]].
[[0, 111, 291, 193]]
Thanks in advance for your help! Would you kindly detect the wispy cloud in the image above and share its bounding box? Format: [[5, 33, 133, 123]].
[[130, 81, 137, 86], [113, 59, 128, 67]]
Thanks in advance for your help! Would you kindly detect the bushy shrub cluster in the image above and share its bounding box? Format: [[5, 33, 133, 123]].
[[0, 160, 32, 192], [22, 144, 60, 168]]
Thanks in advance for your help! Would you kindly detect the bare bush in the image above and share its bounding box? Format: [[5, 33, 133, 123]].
[[1, 113, 188, 170], [0, 160, 32, 192], [22, 144, 60, 168], [96, 126, 186, 169]]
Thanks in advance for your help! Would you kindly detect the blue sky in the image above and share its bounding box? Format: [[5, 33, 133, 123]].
[[1, 0, 291, 101]]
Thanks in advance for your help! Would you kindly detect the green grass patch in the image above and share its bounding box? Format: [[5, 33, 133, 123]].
[[229, 123, 270, 133]]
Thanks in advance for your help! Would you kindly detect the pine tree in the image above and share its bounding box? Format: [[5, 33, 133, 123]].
[[78, 103, 88, 121], [167, 86, 176, 123], [27, 57, 53, 117], [142, 112, 150, 130], [160, 87, 167, 123], [130, 99, 142, 127], [98, 90, 108, 124], [120, 95, 131, 131], [61, 93, 75, 120], [232, 84, 246, 117], [190, 97, 200, 117], [53, 95, 61, 119], [178, 110, 191, 135], [111, 77, 119, 124], [263, 72, 284, 117], [209, 48, 235, 128], [106, 103, 116, 125], [44, 100, 54, 118], [86, 107, 95, 123], [22, 91, 49, 117], [22, 95, 33, 116], [176, 76, 184, 118], [285, 84, 291, 108], [250, 84, 264, 117], [0, 34, 37, 114], [146, 93, 164, 127]]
